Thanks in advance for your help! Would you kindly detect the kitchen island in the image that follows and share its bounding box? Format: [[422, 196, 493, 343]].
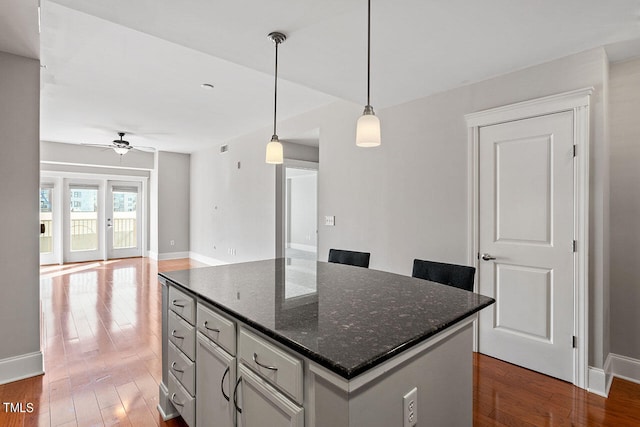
[[157, 258, 494, 427]]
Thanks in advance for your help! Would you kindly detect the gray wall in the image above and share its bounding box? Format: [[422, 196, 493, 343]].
[[189, 48, 613, 369], [610, 57, 640, 360], [190, 119, 319, 264], [190, 138, 277, 263], [317, 48, 610, 368], [155, 151, 190, 254], [0, 51, 41, 364]]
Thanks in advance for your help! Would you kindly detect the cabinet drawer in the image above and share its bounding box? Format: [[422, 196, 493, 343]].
[[168, 372, 196, 427], [169, 310, 196, 362], [197, 303, 236, 355], [237, 364, 304, 427], [238, 328, 303, 404], [168, 341, 196, 397], [169, 285, 196, 325]]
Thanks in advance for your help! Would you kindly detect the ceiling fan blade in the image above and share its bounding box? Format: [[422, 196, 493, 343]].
[[81, 143, 113, 149], [132, 146, 156, 152]]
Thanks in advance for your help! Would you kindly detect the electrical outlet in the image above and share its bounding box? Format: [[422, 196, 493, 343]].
[[403, 387, 418, 427], [170, 240, 175, 246], [324, 216, 335, 226]]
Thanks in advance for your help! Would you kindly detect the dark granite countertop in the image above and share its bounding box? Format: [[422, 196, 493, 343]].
[[159, 258, 494, 380]]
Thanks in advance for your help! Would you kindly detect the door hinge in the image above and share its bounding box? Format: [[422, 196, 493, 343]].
[[572, 240, 577, 252], [572, 336, 577, 348], [573, 144, 577, 157]]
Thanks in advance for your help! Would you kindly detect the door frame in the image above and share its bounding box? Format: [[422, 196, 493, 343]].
[[275, 159, 319, 259], [465, 87, 593, 390], [41, 171, 148, 263]]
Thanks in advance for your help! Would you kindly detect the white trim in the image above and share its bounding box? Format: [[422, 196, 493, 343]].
[[466, 87, 593, 390], [309, 315, 476, 393], [41, 169, 150, 181], [288, 243, 317, 252], [157, 382, 179, 421], [588, 355, 613, 397], [148, 251, 159, 260], [465, 88, 593, 127], [0, 351, 44, 385], [41, 160, 152, 172], [609, 353, 640, 386], [188, 251, 228, 266], [156, 251, 190, 261]]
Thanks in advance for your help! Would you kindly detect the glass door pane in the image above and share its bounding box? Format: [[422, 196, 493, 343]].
[[69, 187, 98, 251], [40, 188, 53, 254], [107, 181, 142, 259], [112, 189, 137, 249]]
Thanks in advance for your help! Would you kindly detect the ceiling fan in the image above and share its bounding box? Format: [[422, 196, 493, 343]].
[[83, 132, 156, 155]]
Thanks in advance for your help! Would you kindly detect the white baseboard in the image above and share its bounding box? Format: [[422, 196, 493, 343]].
[[288, 243, 317, 252], [148, 251, 158, 260], [157, 251, 190, 261], [157, 382, 178, 421], [609, 353, 640, 386], [189, 252, 228, 266], [588, 367, 608, 397], [0, 351, 44, 385]]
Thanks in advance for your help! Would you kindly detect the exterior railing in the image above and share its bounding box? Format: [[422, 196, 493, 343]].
[[40, 218, 137, 252]]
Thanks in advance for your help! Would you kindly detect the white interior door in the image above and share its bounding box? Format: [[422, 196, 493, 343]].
[[106, 181, 142, 259], [64, 180, 104, 263], [478, 111, 575, 382]]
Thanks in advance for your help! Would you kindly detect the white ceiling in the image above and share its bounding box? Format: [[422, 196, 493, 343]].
[[16, 0, 640, 152]]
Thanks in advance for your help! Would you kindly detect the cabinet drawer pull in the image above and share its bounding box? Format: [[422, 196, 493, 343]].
[[171, 361, 184, 373], [172, 299, 186, 308], [171, 330, 184, 340], [203, 321, 220, 333], [233, 377, 243, 414], [221, 366, 230, 401], [171, 393, 185, 407], [253, 352, 278, 371]]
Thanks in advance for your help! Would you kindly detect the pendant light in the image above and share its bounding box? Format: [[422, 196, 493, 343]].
[[356, 0, 381, 147], [265, 31, 286, 164]]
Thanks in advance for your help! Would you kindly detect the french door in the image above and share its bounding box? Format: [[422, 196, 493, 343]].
[[41, 176, 145, 264], [106, 181, 142, 259], [40, 183, 58, 265], [65, 180, 104, 263]]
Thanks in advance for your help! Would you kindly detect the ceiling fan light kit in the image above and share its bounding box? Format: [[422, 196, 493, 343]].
[[112, 132, 132, 155]]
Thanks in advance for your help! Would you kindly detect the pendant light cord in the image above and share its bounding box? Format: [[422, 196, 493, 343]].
[[273, 40, 279, 137], [367, 0, 371, 106]]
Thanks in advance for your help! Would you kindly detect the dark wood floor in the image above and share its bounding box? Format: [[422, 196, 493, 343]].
[[0, 258, 638, 426]]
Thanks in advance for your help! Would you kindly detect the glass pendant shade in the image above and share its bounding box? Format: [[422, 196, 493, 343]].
[[113, 146, 129, 155], [265, 136, 283, 164], [356, 107, 381, 147], [356, 0, 381, 148]]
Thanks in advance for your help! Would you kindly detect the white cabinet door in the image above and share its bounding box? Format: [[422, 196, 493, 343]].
[[196, 332, 235, 427], [236, 364, 303, 427]]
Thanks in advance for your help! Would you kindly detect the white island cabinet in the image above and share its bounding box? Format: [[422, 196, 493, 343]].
[[157, 259, 494, 427]]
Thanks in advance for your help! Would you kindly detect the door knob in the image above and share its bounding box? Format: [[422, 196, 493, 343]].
[[481, 253, 496, 261]]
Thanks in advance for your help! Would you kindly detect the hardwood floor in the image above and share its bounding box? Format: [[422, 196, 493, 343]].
[[0, 257, 638, 426]]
